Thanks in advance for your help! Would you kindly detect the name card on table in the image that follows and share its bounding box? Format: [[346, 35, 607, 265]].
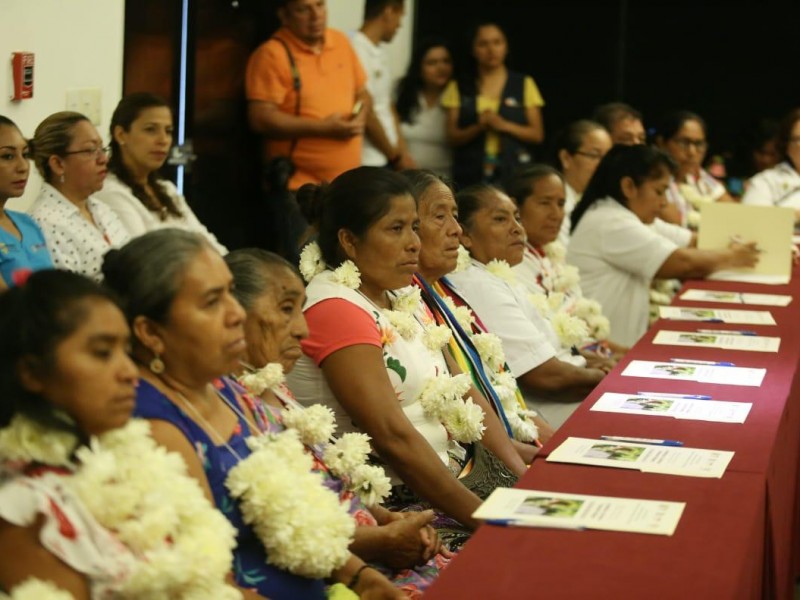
[[658, 306, 776, 325], [698, 203, 794, 284], [622, 360, 766, 387], [473, 487, 685, 536], [547, 437, 733, 478], [652, 330, 780, 352], [591, 392, 752, 423]]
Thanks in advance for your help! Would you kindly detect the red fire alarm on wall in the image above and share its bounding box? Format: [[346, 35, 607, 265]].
[[11, 52, 34, 100]]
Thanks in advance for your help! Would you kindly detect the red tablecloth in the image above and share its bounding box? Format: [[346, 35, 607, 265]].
[[425, 274, 800, 599]]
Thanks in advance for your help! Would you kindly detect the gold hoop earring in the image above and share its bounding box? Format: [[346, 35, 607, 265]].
[[149, 355, 165, 374]]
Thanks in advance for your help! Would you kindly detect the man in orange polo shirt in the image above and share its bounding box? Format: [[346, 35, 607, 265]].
[[246, 0, 369, 190]]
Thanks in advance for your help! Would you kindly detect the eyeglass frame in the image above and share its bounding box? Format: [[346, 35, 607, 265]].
[[573, 150, 605, 161], [62, 145, 111, 159], [670, 137, 708, 151]]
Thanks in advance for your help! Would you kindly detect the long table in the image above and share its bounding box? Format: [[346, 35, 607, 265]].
[[425, 274, 800, 599]]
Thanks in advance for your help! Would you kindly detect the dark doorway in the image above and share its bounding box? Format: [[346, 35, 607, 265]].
[[123, 0, 280, 251]]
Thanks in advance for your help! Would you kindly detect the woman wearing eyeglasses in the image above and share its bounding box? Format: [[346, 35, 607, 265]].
[[28, 111, 129, 280], [94, 93, 226, 252], [655, 110, 734, 228], [742, 108, 800, 221], [553, 120, 612, 246], [0, 116, 53, 289]]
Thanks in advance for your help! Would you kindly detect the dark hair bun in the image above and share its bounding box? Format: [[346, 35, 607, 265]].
[[296, 182, 327, 226]]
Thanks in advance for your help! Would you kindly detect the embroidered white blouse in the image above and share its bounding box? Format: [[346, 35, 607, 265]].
[[29, 184, 130, 281]]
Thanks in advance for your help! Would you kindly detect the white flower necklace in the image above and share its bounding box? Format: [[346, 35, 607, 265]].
[[0, 579, 75, 599], [0, 415, 240, 598], [238, 363, 393, 509], [299, 242, 361, 288], [384, 288, 486, 443]]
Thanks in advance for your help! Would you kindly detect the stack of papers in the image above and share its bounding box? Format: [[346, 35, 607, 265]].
[[547, 437, 734, 478], [591, 392, 752, 423], [473, 487, 685, 536]]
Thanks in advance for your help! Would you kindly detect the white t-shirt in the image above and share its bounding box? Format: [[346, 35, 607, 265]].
[[399, 94, 452, 177], [742, 161, 800, 209], [446, 262, 560, 379], [29, 183, 130, 281], [566, 198, 681, 346], [94, 173, 227, 254], [351, 31, 397, 167]]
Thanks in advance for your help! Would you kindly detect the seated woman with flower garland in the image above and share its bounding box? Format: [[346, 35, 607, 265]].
[[446, 184, 609, 429], [102, 229, 404, 600], [224, 247, 452, 598], [287, 167, 526, 550], [0, 270, 243, 599], [400, 169, 553, 461], [505, 164, 628, 356]]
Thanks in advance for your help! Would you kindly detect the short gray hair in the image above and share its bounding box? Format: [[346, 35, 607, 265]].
[[101, 229, 211, 324], [225, 248, 299, 311]]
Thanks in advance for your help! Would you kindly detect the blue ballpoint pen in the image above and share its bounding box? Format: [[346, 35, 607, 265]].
[[669, 358, 735, 367], [485, 519, 585, 531], [600, 435, 684, 447], [636, 391, 712, 400]]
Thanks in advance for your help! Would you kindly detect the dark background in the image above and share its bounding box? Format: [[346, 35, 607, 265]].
[[124, 0, 800, 251]]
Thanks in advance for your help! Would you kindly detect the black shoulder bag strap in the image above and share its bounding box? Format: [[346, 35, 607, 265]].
[[273, 36, 302, 158]]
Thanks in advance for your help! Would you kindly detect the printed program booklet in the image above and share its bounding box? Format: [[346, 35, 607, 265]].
[[680, 289, 792, 307], [658, 306, 776, 325], [652, 330, 780, 352], [473, 487, 685, 536], [547, 437, 734, 478], [622, 360, 766, 387], [590, 392, 752, 423]]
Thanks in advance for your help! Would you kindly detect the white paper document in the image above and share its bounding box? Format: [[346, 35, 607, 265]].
[[547, 437, 734, 478], [622, 360, 766, 387], [590, 392, 752, 423], [652, 330, 780, 353], [658, 306, 776, 325], [473, 487, 685, 536], [680, 289, 792, 306]]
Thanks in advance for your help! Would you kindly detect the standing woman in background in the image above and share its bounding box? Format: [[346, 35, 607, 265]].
[[395, 37, 454, 178], [28, 111, 129, 281], [0, 116, 53, 289], [95, 92, 226, 253], [443, 22, 545, 188]]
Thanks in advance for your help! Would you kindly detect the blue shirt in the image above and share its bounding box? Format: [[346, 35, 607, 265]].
[[0, 211, 54, 286]]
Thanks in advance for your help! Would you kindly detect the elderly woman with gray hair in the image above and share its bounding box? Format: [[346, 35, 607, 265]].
[[224, 248, 452, 598], [102, 230, 404, 600]]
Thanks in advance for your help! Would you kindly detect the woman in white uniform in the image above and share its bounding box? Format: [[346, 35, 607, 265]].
[[742, 108, 800, 221], [567, 144, 760, 347]]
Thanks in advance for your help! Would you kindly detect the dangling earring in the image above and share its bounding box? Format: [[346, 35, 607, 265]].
[[60, 174, 65, 184], [149, 354, 165, 374]]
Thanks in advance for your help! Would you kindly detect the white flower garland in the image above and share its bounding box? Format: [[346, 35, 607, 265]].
[[226, 430, 355, 579], [0, 415, 78, 468], [0, 417, 240, 599], [441, 295, 475, 332], [453, 244, 471, 273], [239, 364, 392, 507], [239, 362, 285, 396], [485, 259, 517, 284], [0, 579, 74, 600], [299, 242, 361, 289], [472, 332, 506, 372], [417, 373, 485, 443]]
